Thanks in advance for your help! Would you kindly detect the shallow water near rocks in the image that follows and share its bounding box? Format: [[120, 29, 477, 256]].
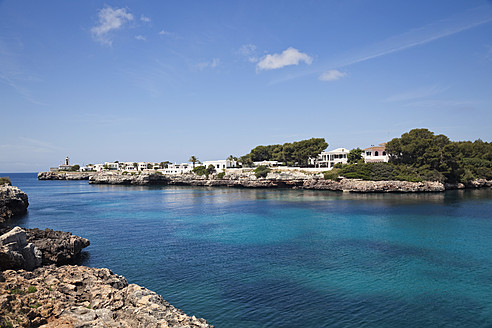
[[4, 173, 492, 327]]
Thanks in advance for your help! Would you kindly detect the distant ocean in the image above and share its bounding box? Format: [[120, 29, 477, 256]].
[[4, 173, 492, 327]]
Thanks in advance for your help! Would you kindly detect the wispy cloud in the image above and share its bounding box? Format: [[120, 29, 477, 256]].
[[237, 44, 259, 63], [196, 58, 220, 70], [385, 85, 448, 102], [91, 7, 134, 46], [257, 47, 312, 71], [0, 38, 45, 105], [271, 6, 492, 83], [135, 35, 146, 41], [319, 69, 347, 82], [337, 7, 492, 68], [140, 14, 151, 23]]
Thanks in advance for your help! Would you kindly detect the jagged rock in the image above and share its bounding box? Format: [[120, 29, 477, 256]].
[[88, 172, 449, 192], [0, 227, 42, 271], [0, 185, 29, 223], [25, 228, 90, 265], [38, 172, 96, 180], [0, 227, 89, 271], [0, 265, 213, 328]]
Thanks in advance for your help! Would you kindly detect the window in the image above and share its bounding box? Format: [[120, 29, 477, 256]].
[[366, 151, 371, 156], [383, 151, 386, 156], [375, 151, 379, 156]]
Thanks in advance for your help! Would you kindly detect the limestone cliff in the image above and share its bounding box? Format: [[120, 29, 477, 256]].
[[87, 171, 447, 192]]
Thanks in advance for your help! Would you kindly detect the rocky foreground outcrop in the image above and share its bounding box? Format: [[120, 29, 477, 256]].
[[0, 184, 29, 224], [0, 265, 212, 328], [87, 171, 448, 192], [0, 227, 90, 271], [38, 172, 96, 180]]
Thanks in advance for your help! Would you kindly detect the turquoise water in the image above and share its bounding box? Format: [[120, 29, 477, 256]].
[[4, 173, 492, 327]]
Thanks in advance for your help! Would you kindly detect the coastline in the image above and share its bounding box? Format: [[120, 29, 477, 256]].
[[38, 171, 492, 192], [0, 184, 213, 327]]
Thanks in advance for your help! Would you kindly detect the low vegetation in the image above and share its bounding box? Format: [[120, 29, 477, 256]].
[[0, 177, 11, 185], [254, 165, 271, 178]]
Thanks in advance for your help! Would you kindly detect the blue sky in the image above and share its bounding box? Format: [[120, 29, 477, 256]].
[[1, 0, 492, 172]]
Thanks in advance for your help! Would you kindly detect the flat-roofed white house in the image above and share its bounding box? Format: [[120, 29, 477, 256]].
[[161, 163, 193, 175], [362, 143, 389, 163], [202, 159, 237, 171], [104, 162, 119, 170], [312, 148, 350, 169]]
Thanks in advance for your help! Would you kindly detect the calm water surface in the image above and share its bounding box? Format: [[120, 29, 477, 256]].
[[3, 173, 492, 327]]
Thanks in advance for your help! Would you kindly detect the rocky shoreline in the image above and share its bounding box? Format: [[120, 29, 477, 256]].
[[37, 170, 492, 192], [38, 171, 96, 180], [0, 184, 29, 224], [0, 185, 212, 328]]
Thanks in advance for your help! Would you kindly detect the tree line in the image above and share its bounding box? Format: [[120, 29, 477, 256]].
[[239, 138, 328, 167], [334, 128, 492, 183]]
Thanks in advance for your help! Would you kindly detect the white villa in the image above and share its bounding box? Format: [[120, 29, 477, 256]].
[[311, 148, 350, 169], [362, 143, 389, 163], [161, 163, 193, 175], [202, 159, 237, 171]]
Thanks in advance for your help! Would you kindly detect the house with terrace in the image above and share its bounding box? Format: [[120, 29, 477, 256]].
[[311, 148, 350, 169]]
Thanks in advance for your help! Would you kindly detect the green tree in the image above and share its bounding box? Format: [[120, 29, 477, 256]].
[[193, 165, 208, 176], [206, 164, 216, 175], [189, 156, 199, 168], [347, 148, 363, 164], [71, 164, 80, 171]]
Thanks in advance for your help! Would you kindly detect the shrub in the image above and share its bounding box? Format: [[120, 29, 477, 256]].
[[28, 286, 37, 293], [0, 177, 11, 185], [254, 165, 270, 178], [217, 172, 226, 179], [193, 165, 208, 176], [206, 164, 216, 175], [323, 170, 339, 180]]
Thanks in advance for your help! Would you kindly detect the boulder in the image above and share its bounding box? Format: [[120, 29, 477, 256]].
[[0, 227, 42, 271], [0, 185, 29, 223]]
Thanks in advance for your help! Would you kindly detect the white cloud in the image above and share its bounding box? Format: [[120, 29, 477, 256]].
[[196, 58, 220, 70], [319, 70, 347, 81], [91, 7, 134, 46], [140, 14, 151, 23], [135, 35, 146, 41], [256, 47, 312, 71]]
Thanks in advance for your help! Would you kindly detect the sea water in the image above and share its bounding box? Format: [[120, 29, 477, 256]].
[[4, 173, 492, 327]]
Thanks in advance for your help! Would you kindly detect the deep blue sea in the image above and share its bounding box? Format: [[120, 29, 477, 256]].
[[3, 173, 492, 327]]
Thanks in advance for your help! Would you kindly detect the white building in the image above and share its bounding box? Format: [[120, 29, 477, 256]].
[[160, 163, 193, 175], [202, 159, 237, 171], [104, 162, 119, 170], [312, 148, 350, 169], [362, 143, 389, 163], [253, 160, 280, 167]]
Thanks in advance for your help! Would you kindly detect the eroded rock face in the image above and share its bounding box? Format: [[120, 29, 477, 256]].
[[0, 227, 42, 271], [37, 172, 96, 180], [0, 185, 29, 223], [0, 265, 213, 328], [0, 227, 89, 271], [25, 228, 90, 266], [88, 172, 448, 192]]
